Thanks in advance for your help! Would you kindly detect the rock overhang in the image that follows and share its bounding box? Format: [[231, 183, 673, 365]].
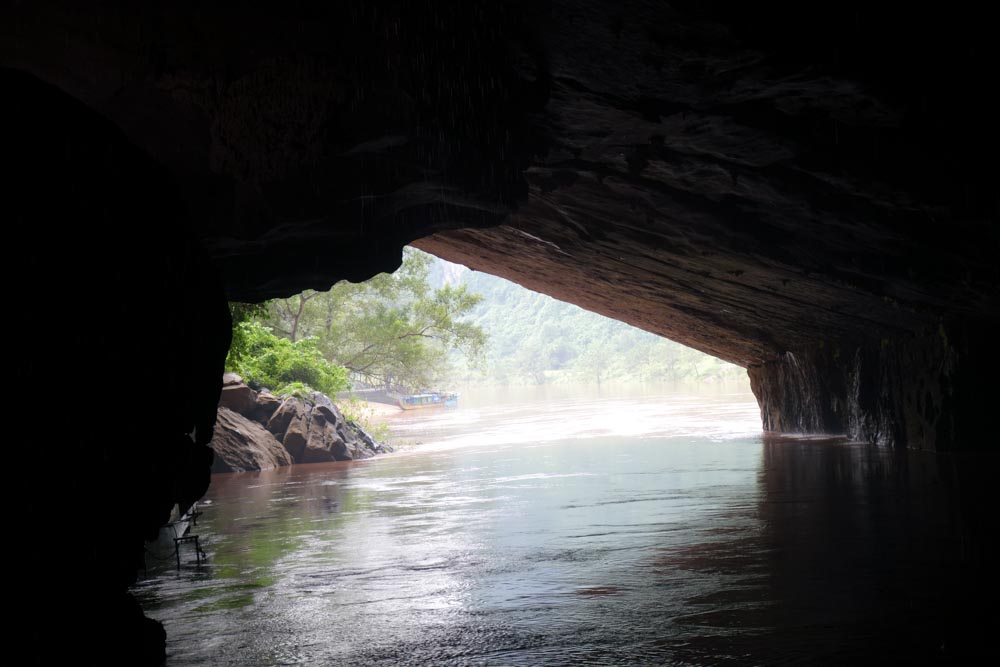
[[3, 1, 997, 448], [5, 4, 1000, 662]]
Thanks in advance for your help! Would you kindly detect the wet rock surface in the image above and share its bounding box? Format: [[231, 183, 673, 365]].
[[249, 389, 282, 424], [749, 324, 1000, 451], [215, 378, 385, 469], [211, 407, 293, 473], [218, 382, 257, 416]]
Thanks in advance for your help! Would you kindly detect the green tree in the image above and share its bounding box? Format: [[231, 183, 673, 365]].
[[575, 340, 612, 387], [513, 345, 548, 385], [444, 254, 747, 387], [266, 248, 487, 391], [226, 321, 349, 397], [225, 301, 270, 369]]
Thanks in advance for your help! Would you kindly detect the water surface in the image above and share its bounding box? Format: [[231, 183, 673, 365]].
[[135, 386, 997, 665]]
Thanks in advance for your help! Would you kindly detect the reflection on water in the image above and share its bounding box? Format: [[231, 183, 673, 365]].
[[134, 386, 998, 665]]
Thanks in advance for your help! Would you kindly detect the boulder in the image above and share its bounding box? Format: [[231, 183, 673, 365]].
[[350, 419, 386, 453], [222, 372, 243, 386], [335, 419, 356, 445], [313, 402, 347, 425], [219, 382, 257, 416], [315, 403, 370, 450], [250, 390, 282, 425], [266, 397, 304, 438], [351, 443, 375, 460], [282, 411, 309, 461], [313, 402, 334, 419], [210, 407, 293, 473], [310, 391, 337, 413], [216, 392, 383, 467], [300, 409, 352, 463]]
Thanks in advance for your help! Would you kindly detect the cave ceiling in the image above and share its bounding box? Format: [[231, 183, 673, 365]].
[[2, 1, 996, 367]]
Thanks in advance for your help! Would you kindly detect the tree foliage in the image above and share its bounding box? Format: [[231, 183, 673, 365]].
[[265, 248, 487, 391], [225, 301, 270, 369], [224, 247, 737, 396], [226, 321, 349, 397], [439, 258, 746, 386]]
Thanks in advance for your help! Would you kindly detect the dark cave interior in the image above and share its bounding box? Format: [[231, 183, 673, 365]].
[[3, 1, 997, 662]]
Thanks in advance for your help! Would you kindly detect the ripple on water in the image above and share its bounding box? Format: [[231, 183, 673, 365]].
[[135, 391, 999, 665]]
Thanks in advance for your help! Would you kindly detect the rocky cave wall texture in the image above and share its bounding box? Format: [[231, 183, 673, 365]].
[[4, 1, 996, 455], [2, 2, 998, 662], [5, 70, 231, 662]]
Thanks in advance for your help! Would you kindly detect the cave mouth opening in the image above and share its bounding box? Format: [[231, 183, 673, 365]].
[[131, 245, 780, 663], [243, 244, 752, 398]]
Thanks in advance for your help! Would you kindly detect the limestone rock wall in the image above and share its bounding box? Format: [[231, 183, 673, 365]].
[[748, 323, 999, 451]]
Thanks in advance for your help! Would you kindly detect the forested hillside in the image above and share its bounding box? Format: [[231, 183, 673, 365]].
[[424, 250, 746, 387]]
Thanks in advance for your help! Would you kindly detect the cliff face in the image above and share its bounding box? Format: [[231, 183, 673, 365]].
[[3, 2, 998, 661]]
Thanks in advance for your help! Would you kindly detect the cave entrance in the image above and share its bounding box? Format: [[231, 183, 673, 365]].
[[210, 243, 757, 473], [130, 246, 776, 663], [8, 0, 1000, 657], [134, 327, 993, 666], [136, 244, 998, 665]]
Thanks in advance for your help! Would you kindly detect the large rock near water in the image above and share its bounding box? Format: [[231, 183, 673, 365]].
[[315, 403, 374, 460], [303, 405, 354, 463], [266, 397, 301, 436], [211, 407, 293, 473], [250, 390, 282, 424], [300, 408, 352, 463], [282, 406, 310, 461], [212, 382, 384, 468], [219, 380, 257, 416]]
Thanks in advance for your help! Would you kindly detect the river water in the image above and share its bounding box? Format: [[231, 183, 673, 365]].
[[134, 385, 998, 665]]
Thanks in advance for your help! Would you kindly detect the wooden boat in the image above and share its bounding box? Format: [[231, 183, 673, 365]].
[[398, 391, 459, 410]]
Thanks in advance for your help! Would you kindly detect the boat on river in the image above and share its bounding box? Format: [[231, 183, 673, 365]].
[[398, 391, 459, 410]]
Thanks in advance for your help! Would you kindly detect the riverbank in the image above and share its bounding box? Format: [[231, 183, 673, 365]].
[[346, 399, 402, 420], [211, 374, 392, 472]]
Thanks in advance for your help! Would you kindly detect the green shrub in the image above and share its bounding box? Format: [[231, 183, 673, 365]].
[[274, 382, 314, 400], [227, 322, 349, 397]]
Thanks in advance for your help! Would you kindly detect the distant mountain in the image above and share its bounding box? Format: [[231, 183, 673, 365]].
[[419, 248, 746, 387]]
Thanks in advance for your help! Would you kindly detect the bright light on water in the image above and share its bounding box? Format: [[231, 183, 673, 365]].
[[133, 384, 996, 665], [388, 385, 760, 452]]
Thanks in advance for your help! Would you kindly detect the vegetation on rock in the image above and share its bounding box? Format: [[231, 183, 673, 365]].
[[225, 320, 349, 397], [264, 247, 486, 391]]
